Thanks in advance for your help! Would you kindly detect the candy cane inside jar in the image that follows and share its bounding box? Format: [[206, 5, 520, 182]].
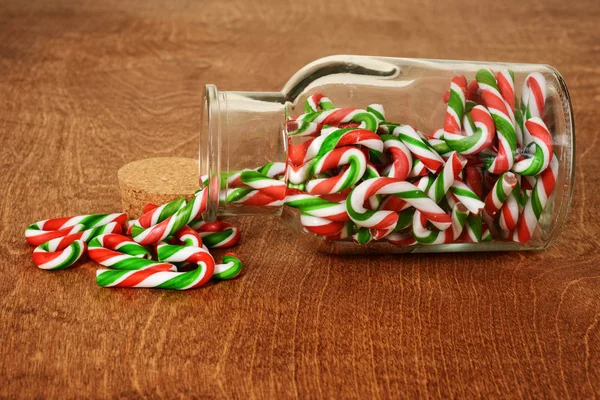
[[198, 55, 573, 253]]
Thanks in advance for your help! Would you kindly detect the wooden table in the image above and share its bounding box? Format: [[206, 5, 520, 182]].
[[1, 0, 599, 398]]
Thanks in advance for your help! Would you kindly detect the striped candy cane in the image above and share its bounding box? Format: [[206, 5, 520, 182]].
[[381, 134, 413, 180], [131, 189, 208, 245], [496, 69, 522, 146], [512, 117, 553, 176], [521, 72, 547, 144], [26, 213, 127, 246], [444, 105, 495, 155], [413, 203, 469, 244], [288, 127, 383, 165], [88, 234, 174, 271], [31, 222, 123, 270], [190, 221, 241, 248], [305, 93, 335, 113], [284, 189, 348, 221], [346, 177, 452, 232], [427, 152, 467, 204], [288, 147, 367, 195], [483, 172, 518, 218], [448, 180, 485, 215], [392, 125, 445, 173], [476, 68, 518, 173], [288, 108, 379, 137], [444, 75, 468, 138], [513, 156, 558, 243]]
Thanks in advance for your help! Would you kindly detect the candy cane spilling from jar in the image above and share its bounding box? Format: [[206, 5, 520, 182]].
[[30, 221, 124, 270]]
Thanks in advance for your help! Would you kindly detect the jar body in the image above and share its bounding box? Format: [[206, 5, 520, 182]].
[[200, 55, 574, 254]]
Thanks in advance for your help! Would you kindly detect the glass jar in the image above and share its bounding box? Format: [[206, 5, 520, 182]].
[[199, 55, 574, 254]]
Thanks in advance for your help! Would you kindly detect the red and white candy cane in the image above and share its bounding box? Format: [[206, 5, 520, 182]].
[[498, 189, 521, 234], [448, 180, 485, 215], [222, 187, 284, 207], [427, 152, 467, 204], [300, 213, 345, 237], [512, 117, 553, 176], [346, 177, 452, 232], [443, 75, 468, 138], [513, 156, 558, 243], [476, 68, 518, 174], [29, 221, 124, 270], [88, 233, 175, 272], [381, 134, 412, 180], [392, 125, 445, 173], [289, 107, 379, 137], [483, 172, 518, 219], [288, 127, 383, 166], [496, 69, 522, 146], [304, 93, 335, 113], [288, 147, 368, 195], [413, 203, 469, 245], [444, 105, 496, 155], [189, 221, 241, 248], [521, 72, 547, 144], [26, 213, 127, 246]]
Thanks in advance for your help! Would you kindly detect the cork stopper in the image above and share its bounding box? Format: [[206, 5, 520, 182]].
[[118, 157, 199, 219]]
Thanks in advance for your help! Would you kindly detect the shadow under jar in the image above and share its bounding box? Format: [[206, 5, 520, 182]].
[[199, 55, 574, 254]]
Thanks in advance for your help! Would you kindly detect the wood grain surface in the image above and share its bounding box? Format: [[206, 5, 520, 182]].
[[1, 0, 600, 398]]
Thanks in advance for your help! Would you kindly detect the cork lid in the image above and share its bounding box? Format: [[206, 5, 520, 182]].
[[118, 157, 199, 218]]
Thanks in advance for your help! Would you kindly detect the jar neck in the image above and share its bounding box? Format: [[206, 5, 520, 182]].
[[200, 84, 289, 221]]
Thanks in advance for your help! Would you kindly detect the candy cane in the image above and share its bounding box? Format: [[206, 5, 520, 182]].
[[498, 190, 521, 233], [88, 233, 174, 271], [521, 72, 547, 144], [288, 127, 383, 165], [496, 69, 523, 146], [381, 134, 412, 180], [346, 178, 452, 232], [289, 108, 379, 136], [513, 156, 558, 243], [131, 189, 208, 245], [427, 152, 467, 204], [448, 180, 485, 215], [26, 213, 127, 246], [392, 125, 445, 173], [288, 147, 368, 195], [284, 189, 348, 221], [305, 93, 335, 113], [413, 203, 469, 244], [223, 188, 284, 207], [96, 252, 241, 289], [476, 68, 518, 173], [190, 221, 241, 248], [444, 75, 467, 138], [300, 213, 345, 236], [240, 170, 287, 200], [483, 172, 518, 218], [31, 222, 123, 270], [512, 117, 553, 176], [444, 105, 495, 155]]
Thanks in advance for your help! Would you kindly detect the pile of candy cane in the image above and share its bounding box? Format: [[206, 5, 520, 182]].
[[25, 189, 243, 290], [25, 67, 557, 290], [223, 68, 557, 246]]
